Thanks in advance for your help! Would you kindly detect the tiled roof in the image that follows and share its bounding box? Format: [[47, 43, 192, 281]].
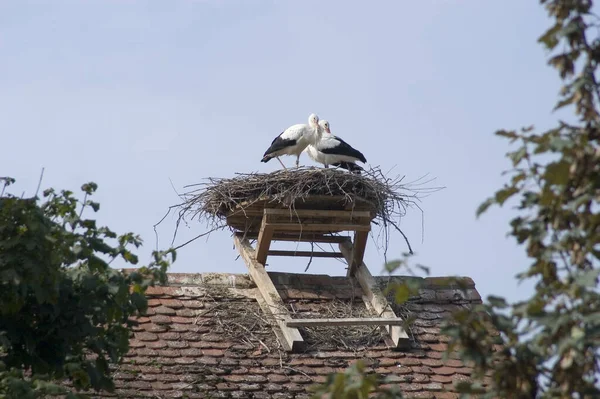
[[96, 272, 485, 398]]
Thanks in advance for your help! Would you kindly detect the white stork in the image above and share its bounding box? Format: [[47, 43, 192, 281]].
[[305, 120, 367, 173], [261, 113, 323, 169]]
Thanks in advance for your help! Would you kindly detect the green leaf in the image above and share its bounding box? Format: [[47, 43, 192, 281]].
[[495, 186, 519, 206], [554, 94, 576, 111], [538, 22, 562, 49], [385, 260, 402, 272], [122, 250, 138, 265], [394, 283, 410, 305], [81, 182, 98, 194], [129, 292, 147, 311], [511, 173, 526, 185], [508, 147, 528, 166], [415, 264, 430, 275], [573, 269, 600, 288], [526, 300, 545, 316], [544, 160, 570, 185], [495, 130, 519, 141], [539, 187, 555, 206], [476, 197, 494, 217], [549, 135, 573, 151], [487, 295, 508, 308]]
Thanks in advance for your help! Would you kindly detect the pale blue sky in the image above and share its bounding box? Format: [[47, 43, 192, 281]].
[[1, 1, 561, 303]]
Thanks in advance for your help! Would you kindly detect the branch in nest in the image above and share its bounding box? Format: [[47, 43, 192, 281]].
[[304, 242, 314, 272]]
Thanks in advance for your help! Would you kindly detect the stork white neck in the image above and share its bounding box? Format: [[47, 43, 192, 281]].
[[304, 113, 322, 146]]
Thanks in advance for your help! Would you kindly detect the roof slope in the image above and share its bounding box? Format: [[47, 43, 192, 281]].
[[95, 272, 486, 399]]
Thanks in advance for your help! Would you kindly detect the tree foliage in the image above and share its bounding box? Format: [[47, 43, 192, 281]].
[[446, 1, 600, 397], [313, 1, 600, 398], [0, 177, 175, 398]]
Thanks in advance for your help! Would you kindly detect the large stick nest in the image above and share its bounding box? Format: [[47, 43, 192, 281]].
[[161, 166, 441, 256], [195, 167, 405, 218]]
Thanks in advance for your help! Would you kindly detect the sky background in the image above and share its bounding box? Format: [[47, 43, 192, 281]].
[[1, 1, 563, 304]]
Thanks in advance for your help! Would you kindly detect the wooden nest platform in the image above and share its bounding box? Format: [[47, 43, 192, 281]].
[[225, 194, 376, 234], [165, 166, 441, 257]]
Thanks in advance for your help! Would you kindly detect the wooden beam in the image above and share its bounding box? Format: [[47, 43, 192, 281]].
[[264, 223, 371, 232], [339, 241, 411, 349], [286, 317, 406, 327], [270, 234, 351, 244], [255, 216, 274, 265], [264, 209, 372, 219], [228, 208, 373, 220], [347, 231, 369, 277], [267, 250, 344, 258], [235, 232, 351, 244], [234, 235, 304, 352], [254, 293, 293, 352]]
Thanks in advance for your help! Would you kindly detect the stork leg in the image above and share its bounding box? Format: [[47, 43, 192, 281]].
[[324, 164, 329, 168], [276, 157, 288, 170], [295, 156, 300, 168]]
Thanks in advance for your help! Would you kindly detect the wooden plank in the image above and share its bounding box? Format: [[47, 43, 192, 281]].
[[235, 231, 352, 244], [255, 216, 274, 265], [264, 209, 372, 219], [347, 231, 369, 277], [267, 250, 344, 258], [273, 234, 351, 243], [339, 241, 411, 348], [265, 223, 371, 232], [275, 235, 350, 243], [228, 196, 377, 218], [286, 317, 406, 327], [254, 293, 293, 352], [234, 235, 304, 352]]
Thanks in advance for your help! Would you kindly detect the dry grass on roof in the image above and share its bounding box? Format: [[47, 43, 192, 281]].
[[159, 166, 442, 255]]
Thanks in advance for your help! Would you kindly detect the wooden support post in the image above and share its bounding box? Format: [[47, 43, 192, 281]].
[[339, 241, 411, 349], [347, 231, 369, 277], [234, 235, 304, 352], [255, 216, 274, 265]]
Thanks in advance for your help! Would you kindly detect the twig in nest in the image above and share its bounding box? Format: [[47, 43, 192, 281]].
[[210, 301, 278, 350], [292, 298, 387, 350], [304, 242, 314, 272], [172, 226, 226, 251], [284, 366, 311, 378], [193, 303, 223, 324], [387, 219, 414, 255]]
